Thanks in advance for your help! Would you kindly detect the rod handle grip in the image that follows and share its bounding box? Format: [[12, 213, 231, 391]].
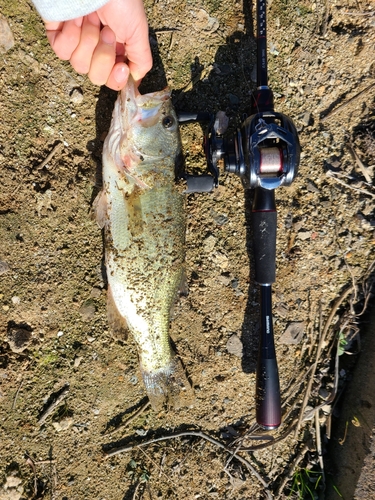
[[252, 209, 276, 285]]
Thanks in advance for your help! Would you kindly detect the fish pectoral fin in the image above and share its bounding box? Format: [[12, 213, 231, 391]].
[[92, 190, 108, 229], [107, 285, 128, 341]]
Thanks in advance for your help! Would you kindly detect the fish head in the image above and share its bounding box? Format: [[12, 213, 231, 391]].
[[119, 79, 181, 168]]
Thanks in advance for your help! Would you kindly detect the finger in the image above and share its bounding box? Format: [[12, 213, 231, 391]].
[[88, 26, 117, 86], [125, 28, 153, 82], [105, 62, 130, 91], [45, 18, 83, 60], [70, 13, 101, 74]]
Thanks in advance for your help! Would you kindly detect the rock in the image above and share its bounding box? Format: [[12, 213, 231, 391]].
[[69, 88, 84, 105], [52, 417, 73, 432], [297, 231, 311, 241], [226, 334, 243, 357], [212, 251, 229, 270], [79, 300, 96, 321], [73, 356, 83, 368], [203, 234, 217, 253], [18, 50, 40, 73], [1, 474, 23, 500], [0, 15, 14, 54], [0, 261, 10, 275], [191, 9, 219, 33], [3, 477, 22, 489], [306, 181, 320, 193], [319, 387, 330, 400], [279, 322, 305, 344], [217, 274, 231, 286], [300, 111, 312, 127], [7, 326, 32, 353]]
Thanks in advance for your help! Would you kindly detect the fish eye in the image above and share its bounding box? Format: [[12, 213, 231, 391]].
[[162, 115, 175, 129]]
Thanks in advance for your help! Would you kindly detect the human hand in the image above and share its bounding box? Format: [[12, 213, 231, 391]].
[[44, 0, 152, 90]]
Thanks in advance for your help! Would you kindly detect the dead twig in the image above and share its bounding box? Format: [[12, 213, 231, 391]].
[[358, 260, 375, 316], [338, 421, 349, 445], [25, 455, 38, 499], [132, 481, 143, 500], [137, 446, 178, 488], [240, 417, 299, 452], [321, 82, 375, 122], [36, 142, 64, 171], [37, 383, 70, 426], [274, 443, 309, 498], [294, 286, 354, 438], [326, 170, 375, 198], [12, 378, 23, 410], [348, 143, 373, 183], [109, 400, 151, 435], [105, 430, 273, 498], [315, 410, 325, 484]]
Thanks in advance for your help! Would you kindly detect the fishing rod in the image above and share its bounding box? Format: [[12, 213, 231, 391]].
[[179, 0, 300, 429]]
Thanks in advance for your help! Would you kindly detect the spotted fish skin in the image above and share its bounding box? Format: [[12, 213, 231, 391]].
[[96, 77, 194, 410]]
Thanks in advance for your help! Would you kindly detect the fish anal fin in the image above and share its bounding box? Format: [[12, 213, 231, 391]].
[[92, 190, 108, 229], [107, 285, 128, 341]]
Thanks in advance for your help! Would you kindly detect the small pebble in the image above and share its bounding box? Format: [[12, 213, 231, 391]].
[[3, 475, 22, 489], [203, 234, 217, 253], [53, 417, 73, 432], [226, 334, 243, 358], [0, 15, 14, 54], [319, 387, 330, 400], [279, 322, 305, 344], [73, 356, 83, 368], [90, 287, 102, 298], [0, 261, 10, 275], [298, 231, 311, 241], [69, 87, 84, 104], [135, 428, 148, 436], [79, 300, 96, 321], [7, 326, 32, 353]]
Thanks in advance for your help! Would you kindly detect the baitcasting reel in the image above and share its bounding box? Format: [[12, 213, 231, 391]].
[[179, 87, 300, 193]]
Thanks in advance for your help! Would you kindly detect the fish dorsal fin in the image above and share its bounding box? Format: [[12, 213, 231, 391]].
[[107, 284, 128, 341]]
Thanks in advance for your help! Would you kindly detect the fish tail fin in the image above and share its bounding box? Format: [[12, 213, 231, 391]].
[[141, 356, 195, 411]]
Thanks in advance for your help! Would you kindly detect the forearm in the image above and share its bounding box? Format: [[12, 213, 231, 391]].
[[31, 0, 110, 21]]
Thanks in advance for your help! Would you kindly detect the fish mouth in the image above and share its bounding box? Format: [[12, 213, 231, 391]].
[[121, 77, 171, 129]]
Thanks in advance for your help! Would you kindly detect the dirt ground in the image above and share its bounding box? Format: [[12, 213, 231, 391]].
[[0, 0, 375, 498]]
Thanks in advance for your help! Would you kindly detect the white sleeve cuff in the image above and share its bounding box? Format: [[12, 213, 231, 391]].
[[31, 0, 110, 21]]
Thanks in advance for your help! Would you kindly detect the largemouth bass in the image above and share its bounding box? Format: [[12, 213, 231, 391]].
[[95, 77, 194, 410]]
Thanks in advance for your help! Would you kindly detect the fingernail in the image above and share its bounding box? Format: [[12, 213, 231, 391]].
[[114, 65, 129, 84], [74, 17, 83, 28], [101, 28, 116, 45]]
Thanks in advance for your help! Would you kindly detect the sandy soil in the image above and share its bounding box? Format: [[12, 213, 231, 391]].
[[0, 0, 374, 498]]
